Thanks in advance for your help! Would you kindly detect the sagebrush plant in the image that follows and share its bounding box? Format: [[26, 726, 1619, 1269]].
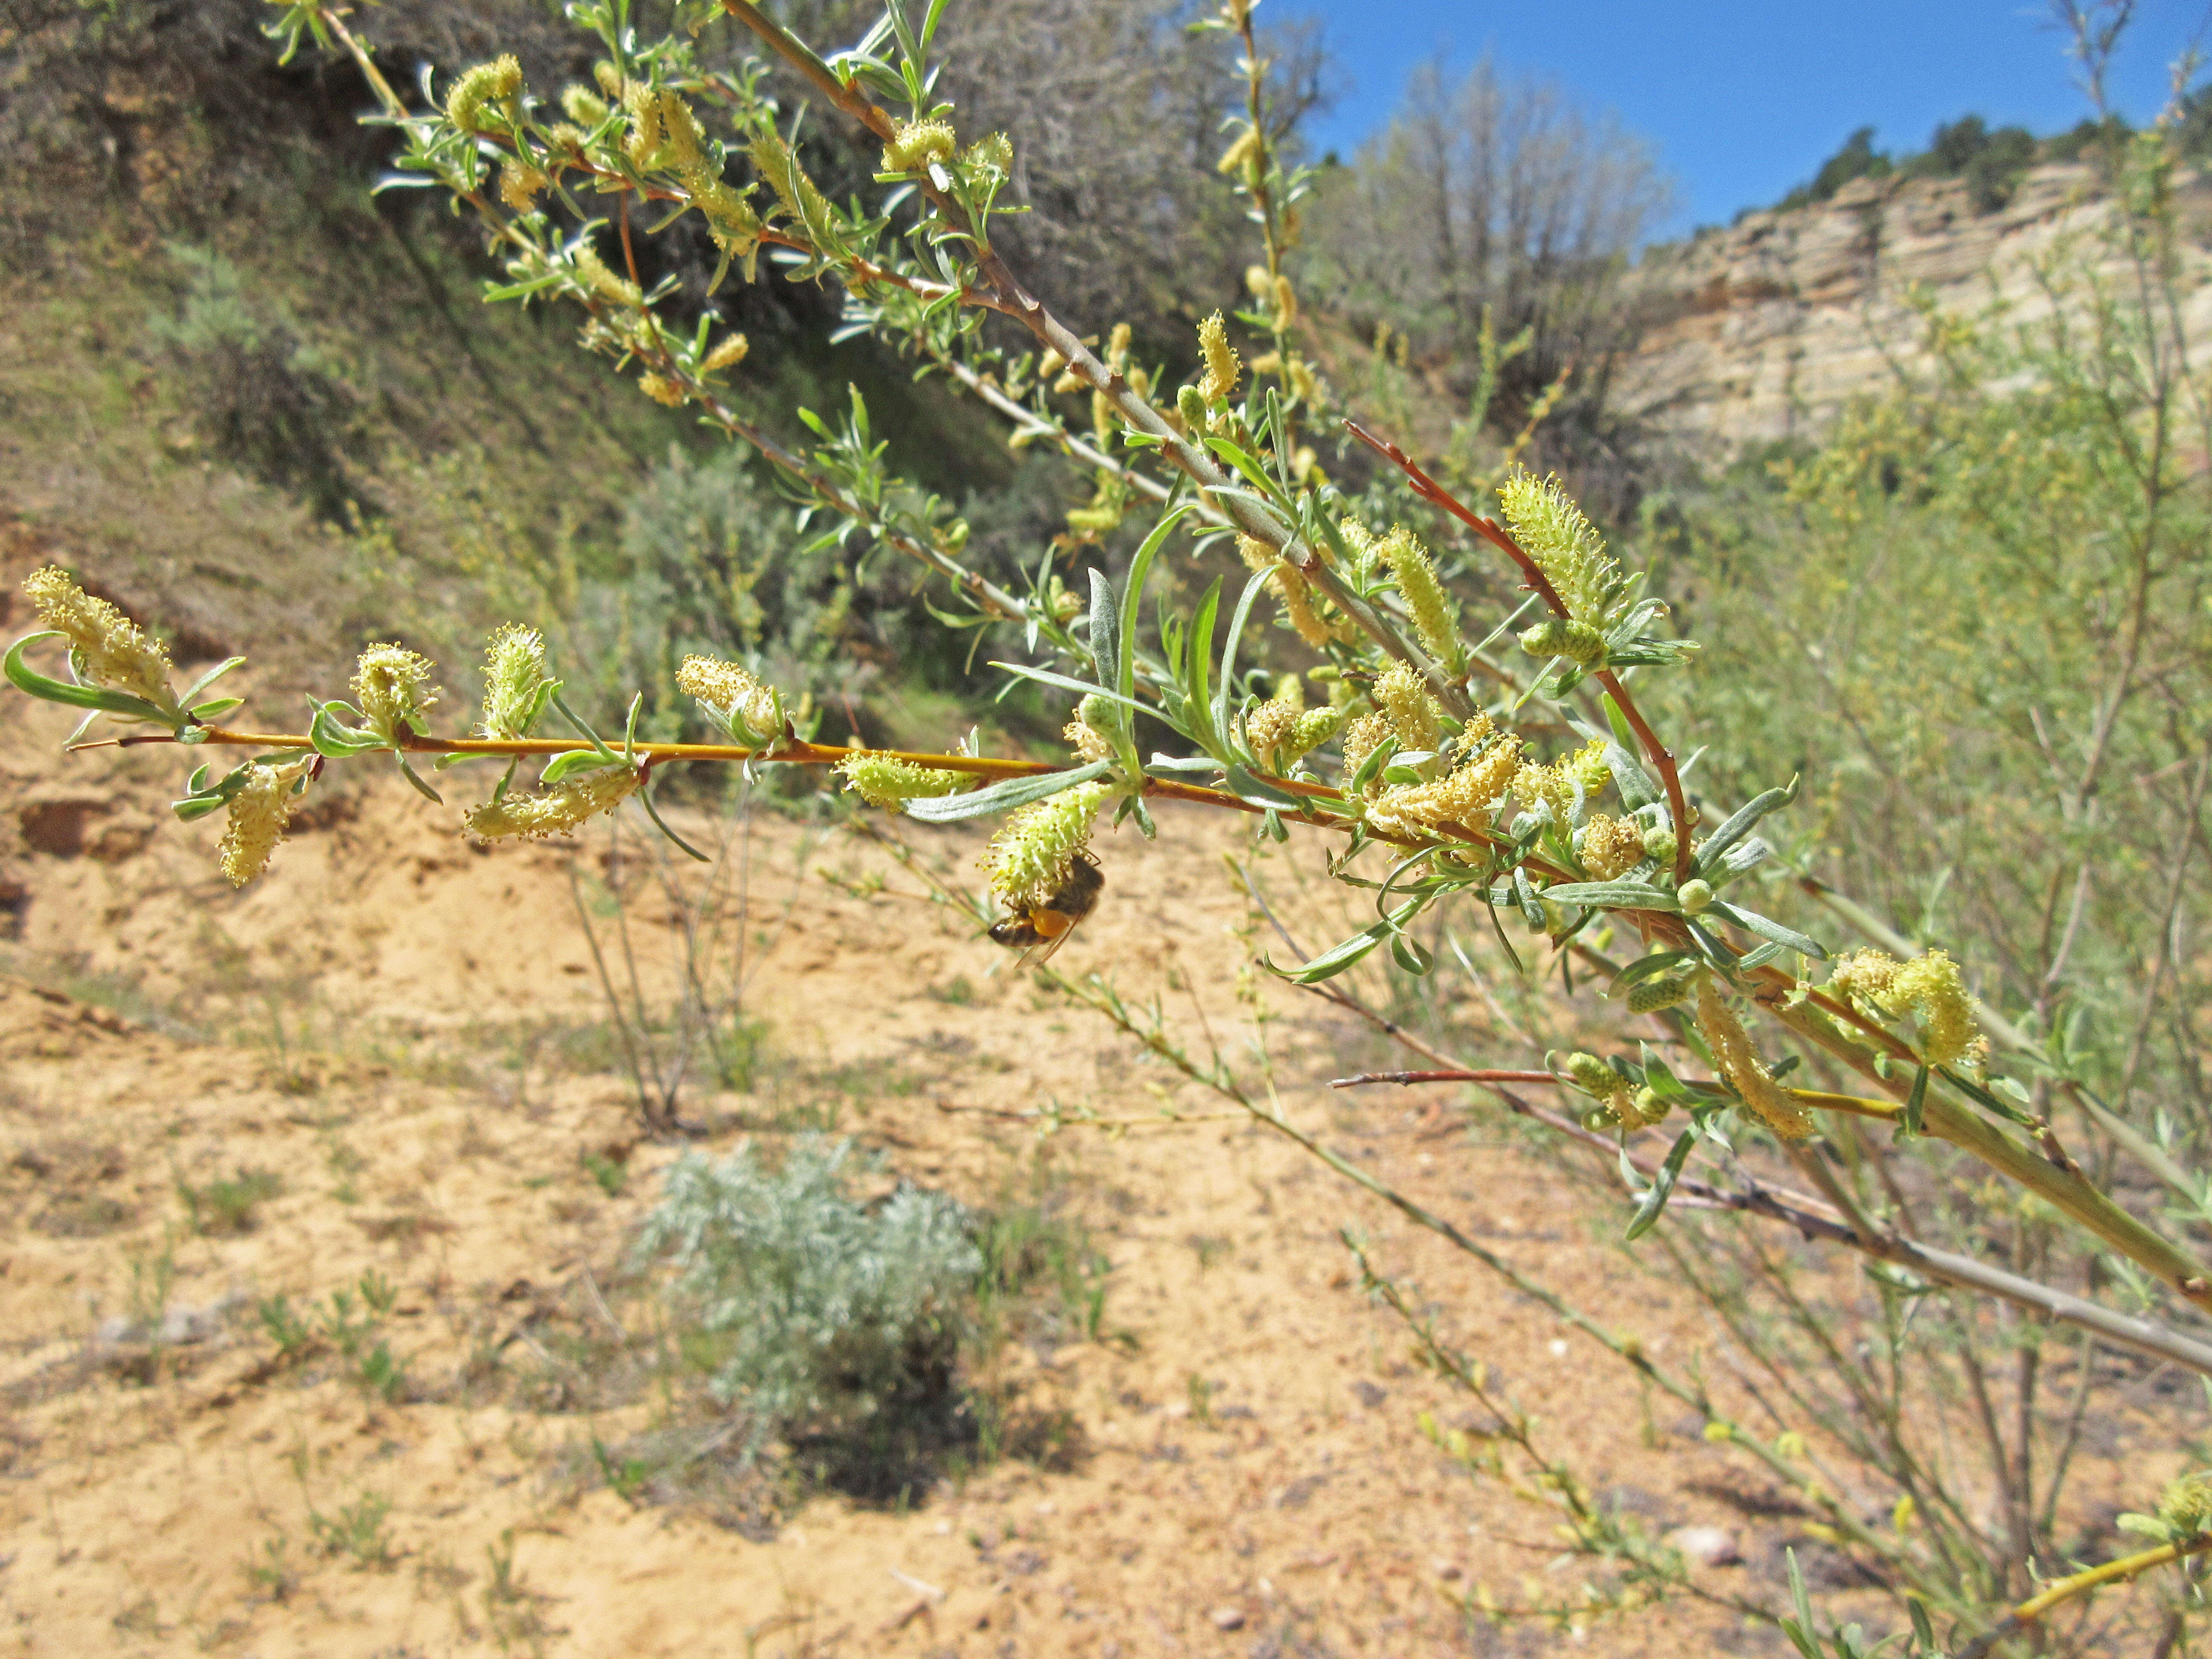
[[635, 1135, 979, 1449], [8, 0, 2211, 1647]]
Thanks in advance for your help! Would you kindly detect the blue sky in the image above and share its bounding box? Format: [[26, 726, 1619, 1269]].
[[1284, 1, 2209, 232]]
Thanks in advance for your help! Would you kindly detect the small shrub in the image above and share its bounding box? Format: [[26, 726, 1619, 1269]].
[[178, 1167, 281, 1235], [637, 1135, 979, 1454]]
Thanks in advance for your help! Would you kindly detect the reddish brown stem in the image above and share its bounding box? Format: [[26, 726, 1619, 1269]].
[[1344, 418, 1695, 881]]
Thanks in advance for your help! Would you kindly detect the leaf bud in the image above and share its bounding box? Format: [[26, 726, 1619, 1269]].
[[1627, 974, 1698, 1014], [1677, 878, 1713, 914]]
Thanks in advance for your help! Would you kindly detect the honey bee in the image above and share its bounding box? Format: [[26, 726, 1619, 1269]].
[[988, 851, 1104, 967]]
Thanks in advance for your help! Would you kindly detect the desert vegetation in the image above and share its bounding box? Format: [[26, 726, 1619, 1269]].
[[2, 0, 2209, 1653]]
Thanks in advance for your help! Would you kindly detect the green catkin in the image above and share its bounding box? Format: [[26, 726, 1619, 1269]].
[[1372, 524, 1463, 666], [1498, 470, 1628, 627], [834, 752, 968, 812], [465, 765, 640, 842], [476, 625, 549, 741], [981, 783, 1110, 910]]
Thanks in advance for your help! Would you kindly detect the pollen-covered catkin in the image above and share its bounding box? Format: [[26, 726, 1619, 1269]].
[[1371, 524, 1461, 665], [21, 567, 176, 708], [1577, 814, 1648, 879], [218, 760, 311, 887], [1366, 736, 1522, 839], [477, 625, 548, 741], [352, 644, 438, 739], [465, 765, 640, 841], [676, 655, 780, 738], [882, 119, 956, 172], [1829, 947, 1980, 1066], [448, 56, 523, 135], [1372, 662, 1441, 755], [1197, 312, 1240, 403], [1498, 470, 1627, 627], [981, 782, 1110, 911], [834, 752, 969, 812], [1695, 979, 1816, 1140]]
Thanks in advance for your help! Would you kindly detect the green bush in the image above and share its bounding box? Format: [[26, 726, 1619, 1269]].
[[637, 1135, 980, 1452]]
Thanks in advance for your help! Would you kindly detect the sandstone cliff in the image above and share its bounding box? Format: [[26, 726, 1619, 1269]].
[[1618, 160, 2212, 454]]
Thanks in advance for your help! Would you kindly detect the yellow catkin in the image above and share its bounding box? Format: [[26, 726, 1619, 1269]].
[[498, 159, 547, 210], [1367, 738, 1522, 839], [218, 760, 311, 887], [448, 56, 522, 135], [748, 131, 831, 229], [465, 765, 640, 841], [882, 118, 957, 172], [1695, 980, 1816, 1140], [561, 85, 608, 125], [352, 644, 438, 738], [1372, 662, 1441, 755], [702, 333, 750, 373], [1497, 470, 1626, 627], [573, 245, 641, 308], [1197, 312, 1240, 402], [21, 567, 175, 707], [1339, 711, 1394, 796], [981, 783, 1109, 910], [638, 373, 687, 407], [1064, 694, 1117, 763], [1215, 127, 1260, 178], [1831, 948, 1979, 1067], [476, 624, 547, 741], [675, 655, 780, 736], [1374, 524, 1461, 665], [1576, 814, 1647, 880]]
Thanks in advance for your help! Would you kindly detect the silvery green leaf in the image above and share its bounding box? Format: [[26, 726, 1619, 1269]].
[[1694, 778, 1800, 876], [1542, 880, 1682, 912], [1702, 900, 1825, 958], [1624, 1127, 1697, 1242], [902, 759, 1112, 822]]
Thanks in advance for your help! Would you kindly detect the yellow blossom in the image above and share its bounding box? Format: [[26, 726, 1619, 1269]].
[[676, 655, 781, 739], [882, 118, 957, 172], [218, 759, 312, 887], [833, 751, 969, 811], [1577, 814, 1648, 880], [352, 644, 437, 740], [448, 56, 523, 135], [1695, 980, 1815, 1140], [20, 567, 175, 709], [981, 782, 1110, 910], [1197, 312, 1240, 402], [465, 765, 639, 841]]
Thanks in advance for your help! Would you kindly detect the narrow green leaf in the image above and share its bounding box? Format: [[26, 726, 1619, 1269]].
[[178, 655, 247, 707], [1703, 899, 1826, 958], [1120, 506, 1193, 707], [1087, 566, 1117, 684], [1390, 932, 1435, 975], [1222, 764, 1303, 809], [1268, 902, 1419, 984], [3, 633, 170, 720], [1543, 880, 1682, 912], [394, 751, 445, 805], [1694, 777, 1800, 877], [1212, 572, 1266, 749], [190, 698, 244, 719], [1624, 1128, 1697, 1241], [901, 760, 1112, 823], [1900, 1064, 1930, 1138]]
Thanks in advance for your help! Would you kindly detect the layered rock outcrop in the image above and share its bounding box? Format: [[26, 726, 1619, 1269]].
[[1619, 162, 2212, 454]]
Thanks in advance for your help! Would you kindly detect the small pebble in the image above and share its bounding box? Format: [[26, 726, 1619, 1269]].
[[1666, 1525, 1742, 1567], [1209, 1605, 1246, 1631]]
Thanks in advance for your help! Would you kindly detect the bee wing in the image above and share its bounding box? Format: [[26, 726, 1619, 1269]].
[[1016, 929, 1071, 970]]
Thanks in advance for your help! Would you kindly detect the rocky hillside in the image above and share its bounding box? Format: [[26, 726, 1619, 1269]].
[[1620, 160, 2212, 454]]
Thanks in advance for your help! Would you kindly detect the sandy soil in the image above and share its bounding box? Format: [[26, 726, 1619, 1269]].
[[0, 679, 1876, 1659]]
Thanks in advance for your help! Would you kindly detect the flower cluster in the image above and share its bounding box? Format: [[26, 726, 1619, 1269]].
[[677, 655, 782, 741], [834, 751, 969, 812], [981, 782, 1111, 911], [352, 644, 438, 741], [1829, 948, 1982, 1067], [218, 758, 314, 887], [1695, 980, 1815, 1140], [476, 625, 550, 741], [22, 567, 176, 710], [463, 764, 639, 841], [1498, 470, 1628, 628]]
